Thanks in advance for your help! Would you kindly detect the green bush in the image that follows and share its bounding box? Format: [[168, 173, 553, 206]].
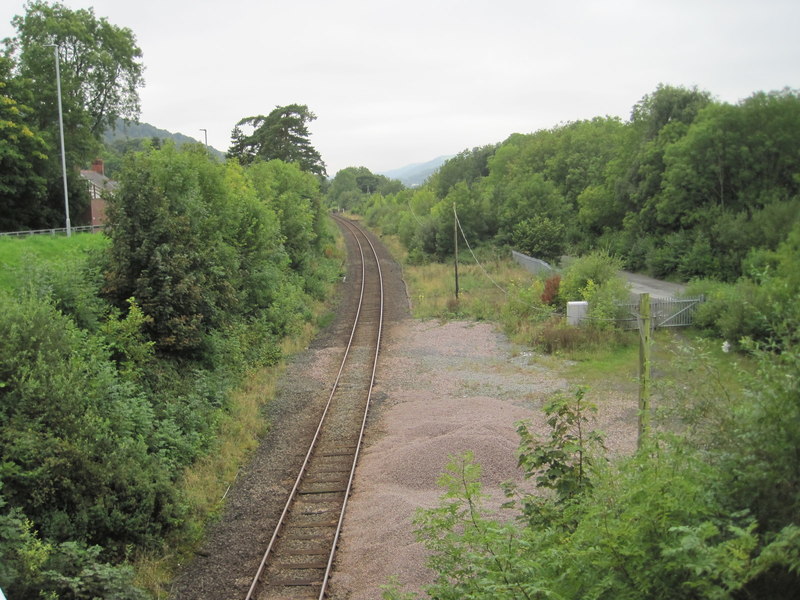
[[510, 215, 566, 264], [559, 250, 625, 305], [406, 375, 800, 599], [0, 295, 182, 554], [687, 224, 799, 351], [559, 250, 629, 328]]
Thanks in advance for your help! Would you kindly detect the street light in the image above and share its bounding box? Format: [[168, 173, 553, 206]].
[[200, 128, 208, 146], [47, 43, 71, 237]]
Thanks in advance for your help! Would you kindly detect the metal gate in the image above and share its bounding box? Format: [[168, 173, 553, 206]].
[[616, 296, 704, 330]]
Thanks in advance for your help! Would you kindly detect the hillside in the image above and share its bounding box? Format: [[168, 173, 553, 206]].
[[104, 118, 227, 160], [379, 155, 453, 187]]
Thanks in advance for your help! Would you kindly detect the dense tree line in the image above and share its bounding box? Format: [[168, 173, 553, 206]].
[[0, 144, 337, 598], [338, 85, 800, 283]]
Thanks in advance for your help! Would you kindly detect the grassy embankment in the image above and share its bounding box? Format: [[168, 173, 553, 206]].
[[0, 231, 345, 596]]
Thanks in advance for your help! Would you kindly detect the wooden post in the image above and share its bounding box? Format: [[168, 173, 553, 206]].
[[637, 293, 652, 449], [453, 203, 459, 300]]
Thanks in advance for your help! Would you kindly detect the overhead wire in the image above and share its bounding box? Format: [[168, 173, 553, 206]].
[[453, 205, 560, 316]]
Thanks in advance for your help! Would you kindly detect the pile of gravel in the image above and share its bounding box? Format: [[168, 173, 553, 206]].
[[329, 320, 576, 600]]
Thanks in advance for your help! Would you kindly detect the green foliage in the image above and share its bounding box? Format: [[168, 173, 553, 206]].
[[687, 220, 800, 351], [345, 84, 799, 284], [500, 280, 549, 325], [2, 1, 144, 229], [427, 145, 496, 199], [512, 387, 604, 510], [0, 65, 49, 231], [510, 215, 565, 264], [248, 159, 325, 273], [228, 104, 327, 175], [411, 411, 798, 598], [327, 166, 404, 211], [6, 539, 148, 600], [0, 133, 339, 593], [559, 250, 629, 327], [0, 294, 182, 555]]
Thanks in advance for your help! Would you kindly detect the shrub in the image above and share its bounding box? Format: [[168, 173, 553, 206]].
[[559, 250, 629, 328], [0, 294, 182, 555], [510, 216, 566, 264], [559, 250, 625, 306], [540, 274, 560, 305]]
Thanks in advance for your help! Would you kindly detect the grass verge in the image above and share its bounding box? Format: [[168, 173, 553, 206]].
[[0, 232, 108, 292]]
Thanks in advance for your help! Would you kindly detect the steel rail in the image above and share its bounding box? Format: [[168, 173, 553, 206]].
[[318, 216, 385, 599], [244, 215, 384, 600]]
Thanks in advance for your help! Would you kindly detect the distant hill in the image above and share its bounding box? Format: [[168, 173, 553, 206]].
[[104, 119, 226, 161], [379, 155, 453, 187]]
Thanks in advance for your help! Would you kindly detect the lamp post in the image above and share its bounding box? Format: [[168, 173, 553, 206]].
[[200, 128, 208, 146], [48, 44, 71, 237]]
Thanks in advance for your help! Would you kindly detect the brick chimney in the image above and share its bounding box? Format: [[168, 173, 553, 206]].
[[91, 159, 105, 176]]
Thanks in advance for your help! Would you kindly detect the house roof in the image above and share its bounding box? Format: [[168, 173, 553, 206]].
[[79, 169, 118, 192]]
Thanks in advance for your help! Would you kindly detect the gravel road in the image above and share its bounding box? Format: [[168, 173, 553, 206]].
[[622, 271, 687, 299]]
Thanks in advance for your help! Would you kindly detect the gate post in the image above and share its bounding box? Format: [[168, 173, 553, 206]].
[[637, 293, 652, 449]]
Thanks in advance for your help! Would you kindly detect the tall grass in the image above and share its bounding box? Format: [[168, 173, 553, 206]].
[[404, 252, 527, 320]]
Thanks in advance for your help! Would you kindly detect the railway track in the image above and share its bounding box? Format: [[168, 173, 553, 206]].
[[244, 216, 384, 600]]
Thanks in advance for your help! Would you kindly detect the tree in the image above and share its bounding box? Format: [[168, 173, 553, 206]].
[[248, 159, 322, 271], [227, 104, 327, 175], [428, 145, 496, 199], [5, 1, 144, 138], [2, 1, 144, 228], [511, 215, 566, 263], [0, 57, 50, 231], [618, 84, 713, 233], [326, 166, 403, 211], [103, 145, 239, 355]]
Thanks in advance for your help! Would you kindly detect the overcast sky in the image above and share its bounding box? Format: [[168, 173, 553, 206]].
[[3, 0, 799, 174]]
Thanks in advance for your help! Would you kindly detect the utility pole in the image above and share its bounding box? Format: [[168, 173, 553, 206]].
[[637, 293, 652, 449], [453, 203, 459, 300], [49, 44, 71, 237]]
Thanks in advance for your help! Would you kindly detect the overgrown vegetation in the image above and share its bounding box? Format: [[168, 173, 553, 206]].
[[330, 85, 800, 284], [383, 332, 800, 599], [354, 134, 800, 600], [0, 144, 341, 598]]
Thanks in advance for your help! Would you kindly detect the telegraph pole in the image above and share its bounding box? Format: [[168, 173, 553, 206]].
[[453, 203, 459, 300], [637, 293, 652, 448]]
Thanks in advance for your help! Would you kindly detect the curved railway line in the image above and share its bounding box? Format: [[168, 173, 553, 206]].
[[244, 216, 385, 600]]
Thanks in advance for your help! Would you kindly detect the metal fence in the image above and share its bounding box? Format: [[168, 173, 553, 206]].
[[0, 225, 105, 237], [615, 296, 704, 330], [511, 250, 555, 276]]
